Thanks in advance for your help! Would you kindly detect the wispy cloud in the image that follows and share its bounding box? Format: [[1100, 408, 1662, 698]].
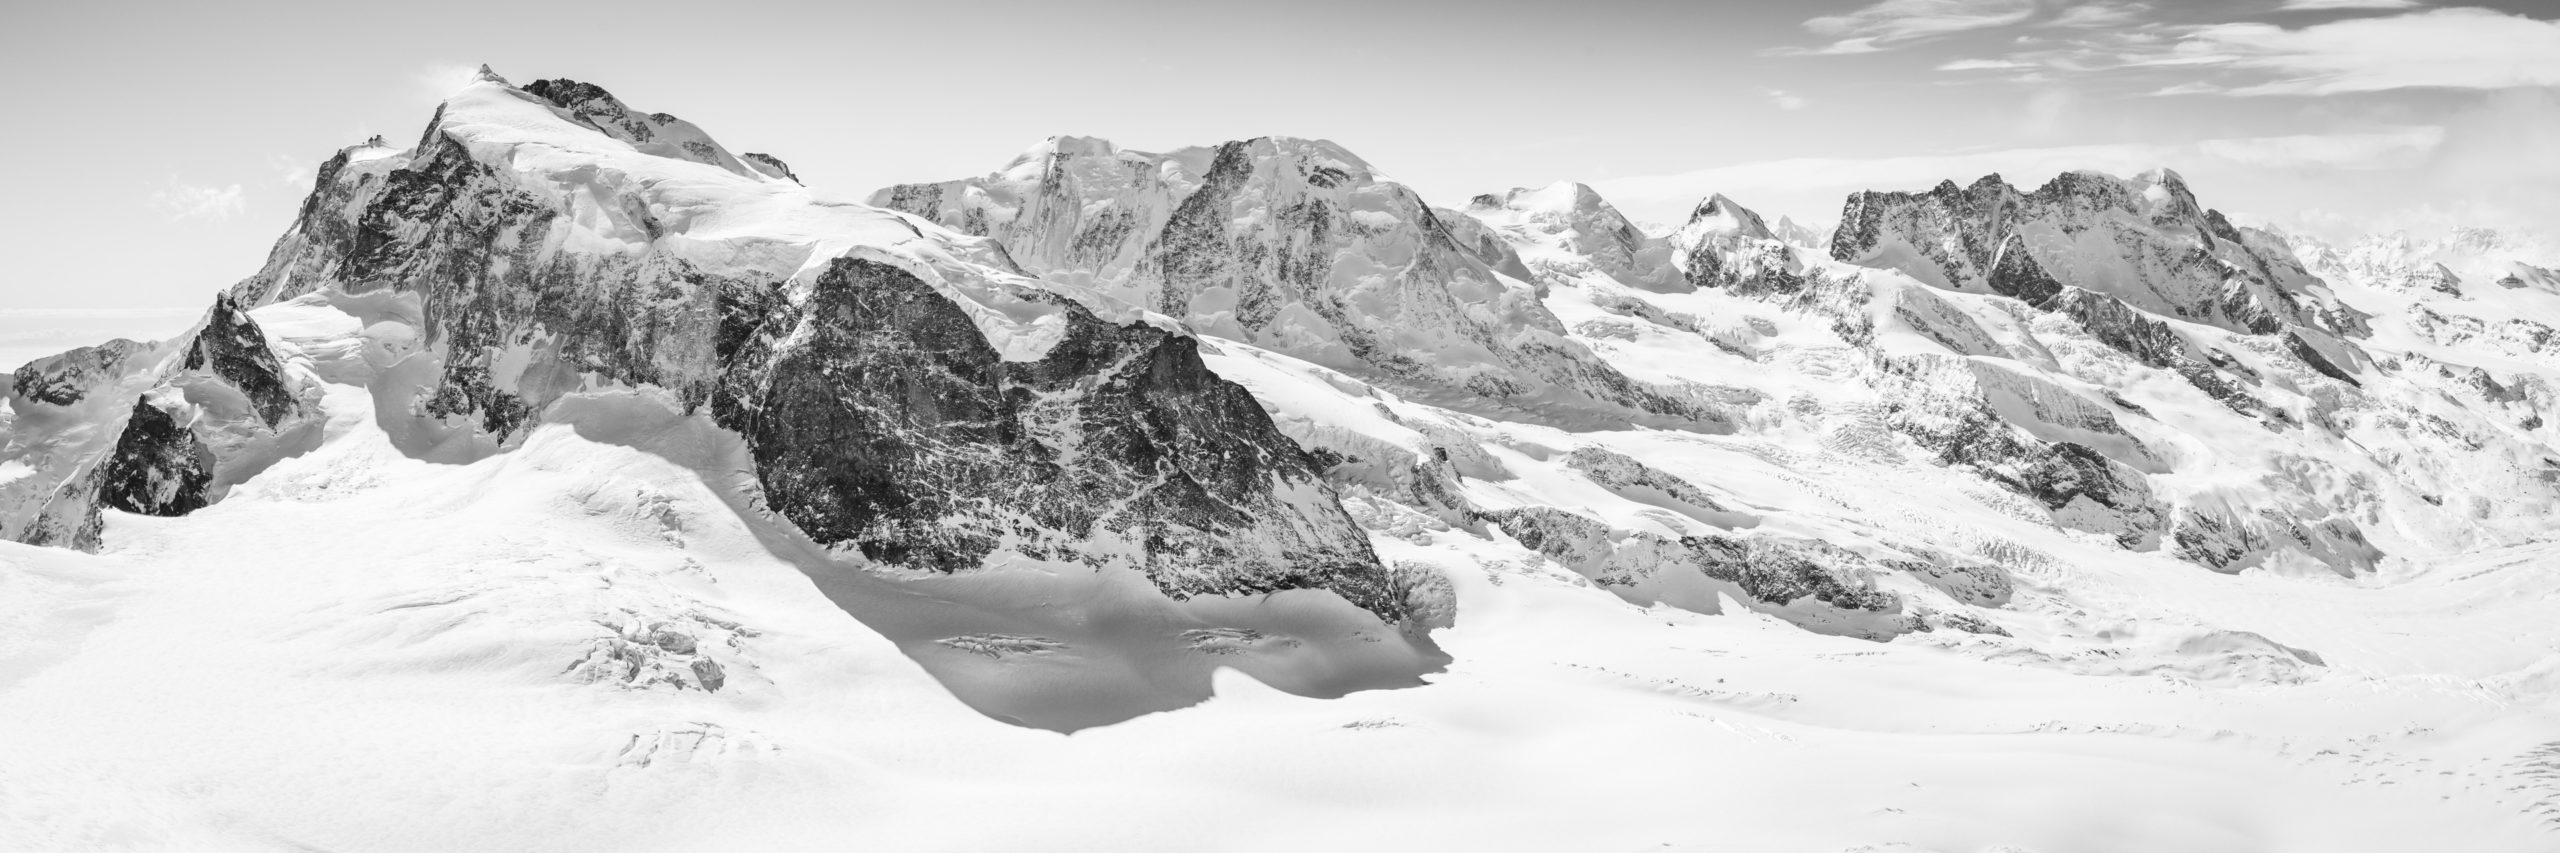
[[2020, 88, 2076, 138], [2275, 0, 2421, 10], [1788, 0, 2036, 54], [2048, 2, 2151, 28], [266, 154, 313, 188], [1767, 90, 1810, 111], [411, 61, 482, 102], [148, 178, 245, 221], [1766, 37, 1884, 57], [1585, 127, 2449, 226], [2193, 125, 2445, 169], [2165, 8, 2560, 95], [1916, 6, 2557, 96], [1938, 58, 2034, 71]]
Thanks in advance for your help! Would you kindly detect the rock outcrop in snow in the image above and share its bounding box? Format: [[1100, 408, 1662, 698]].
[[0, 295, 321, 549]]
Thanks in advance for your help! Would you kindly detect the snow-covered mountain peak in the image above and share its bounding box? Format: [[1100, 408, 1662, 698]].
[[1684, 193, 1777, 241], [1465, 182, 1651, 261], [877, 137, 1721, 422], [501, 76, 794, 183], [1468, 180, 1610, 215], [1459, 181, 1684, 294], [1771, 214, 1834, 251]]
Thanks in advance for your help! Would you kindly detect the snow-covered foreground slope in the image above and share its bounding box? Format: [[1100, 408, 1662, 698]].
[[0, 295, 2557, 852], [10, 68, 2560, 850]]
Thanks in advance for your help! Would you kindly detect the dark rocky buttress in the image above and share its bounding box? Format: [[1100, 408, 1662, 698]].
[[185, 294, 300, 427], [711, 258, 1400, 619], [11, 339, 147, 407], [96, 399, 215, 517]]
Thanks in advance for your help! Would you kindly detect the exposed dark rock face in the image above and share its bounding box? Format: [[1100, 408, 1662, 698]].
[[96, 399, 215, 517], [2041, 287, 2269, 418], [11, 339, 146, 407], [1486, 505, 1899, 615], [1673, 195, 1807, 298], [1885, 558, 2013, 607], [183, 294, 298, 427], [1986, 233, 2063, 303], [1876, 357, 2166, 548], [709, 258, 1399, 617], [4, 292, 317, 551], [2285, 331, 2361, 387], [519, 77, 776, 181], [1565, 447, 1729, 513], [741, 152, 799, 184], [2169, 503, 2379, 575], [244, 124, 757, 438]]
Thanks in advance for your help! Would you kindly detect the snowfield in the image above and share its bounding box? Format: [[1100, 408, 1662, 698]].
[[7, 69, 2560, 852], [0, 296, 2556, 851]]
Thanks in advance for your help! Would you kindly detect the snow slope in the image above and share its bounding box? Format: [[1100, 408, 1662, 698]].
[[4, 304, 2558, 850]]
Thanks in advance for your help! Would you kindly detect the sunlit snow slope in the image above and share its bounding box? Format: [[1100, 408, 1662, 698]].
[[5, 69, 2560, 852]]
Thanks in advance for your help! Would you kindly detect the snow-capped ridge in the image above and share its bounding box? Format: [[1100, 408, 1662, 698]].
[[179, 72, 1433, 641], [513, 76, 789, 183], [878, 136, 1723, 425], [1832, 167, 2360, 338], [1685, 193, 1777, 241]]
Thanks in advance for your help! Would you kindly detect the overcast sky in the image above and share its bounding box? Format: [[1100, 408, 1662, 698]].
[[4, 0, 2557, 313]]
